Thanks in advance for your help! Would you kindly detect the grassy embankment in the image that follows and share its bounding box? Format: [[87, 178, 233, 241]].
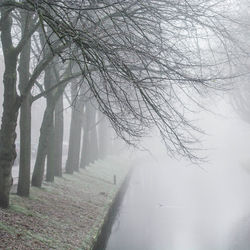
[[0, 156, 132, 249]]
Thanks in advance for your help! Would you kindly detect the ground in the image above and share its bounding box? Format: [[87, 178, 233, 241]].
[[0, 156, 131, 250]]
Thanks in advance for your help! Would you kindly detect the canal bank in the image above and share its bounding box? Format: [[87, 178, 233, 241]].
[[91, 167, 133, 250], [0, 156, 132, 250]]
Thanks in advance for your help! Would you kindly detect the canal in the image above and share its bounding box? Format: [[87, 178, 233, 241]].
[[105, 102, 250, 250], [105, 159, 250, 250]]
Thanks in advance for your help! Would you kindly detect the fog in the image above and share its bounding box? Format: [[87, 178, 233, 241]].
[[2, 52, 250, 250], [1, 1, 250, 248], [106, 96, 250, 250]]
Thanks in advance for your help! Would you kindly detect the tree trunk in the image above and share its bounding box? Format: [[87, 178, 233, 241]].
[[17, 96, 31, 196], [54, 94, 64, 177], [32, 65, 55, 187], [31, 101, 55, 187], [89, 104, 99, 163], [17, 11, 32, 196], [80, 102, 99, 168], [0, 61, 19, 208], [0, 10, 19, 208], [31, 62, 66, 187], [0, 57, 4, 118], [65, 85, 83, 173], [98, 111, 108, 159], [80, 107, 90, 169], [46, 106, 55, 182], [72, 109, 82, 172], [65, 99, 76, 174]]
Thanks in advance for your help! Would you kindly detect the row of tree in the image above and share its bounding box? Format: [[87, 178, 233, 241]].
[[0, 0, 244, 208], [0, 48, 114, 190], [0, 7, 117, 207]]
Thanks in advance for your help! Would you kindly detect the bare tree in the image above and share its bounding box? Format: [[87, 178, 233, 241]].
[[232, 78, 250, 122], [80, 102, 91, 169], [98, 110, 109, 159], [31, 62, 81, 187], [229, 0, 250, 124], [65, 83, 84, 174], [54, 78, 64, 177], [0, 0, 237, 207], [0, 4, 38, 207]]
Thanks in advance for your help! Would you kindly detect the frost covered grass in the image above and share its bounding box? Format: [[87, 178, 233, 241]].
[[0, 155, 132, 249]]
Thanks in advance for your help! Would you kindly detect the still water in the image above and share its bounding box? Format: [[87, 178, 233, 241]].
[[105, 160, 250, 250], [105, 103, 250, 250]]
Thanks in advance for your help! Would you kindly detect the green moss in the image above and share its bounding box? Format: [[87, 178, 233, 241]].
[[25, 230, 64, 248], [0, 221, 16, 235], [10, 204, 33, 216]]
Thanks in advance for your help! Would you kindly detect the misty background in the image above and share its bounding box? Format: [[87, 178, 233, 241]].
[[2, 1, 250, 249], [105, 95, 250, 250]]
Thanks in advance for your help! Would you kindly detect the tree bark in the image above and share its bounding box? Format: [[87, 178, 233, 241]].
[[0, 10, 19, 208], [31, 63, 67, 187], [0, 61, 19, 207], [72, 108, 82, 172], [17, 96, 31, 195], [65, 84, 83, 173], [31, 100, 55, 187], [46, 106, 55, 182], [0, 57, 4, 117], [31, 65, 55, 187], [80, 107, 90, 169], [89, 104, 99, 163], [54, 94, 64, 177], [80, 102, 99, 168], [98, 111, 108, 159], [17, 11, 32, 197]]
